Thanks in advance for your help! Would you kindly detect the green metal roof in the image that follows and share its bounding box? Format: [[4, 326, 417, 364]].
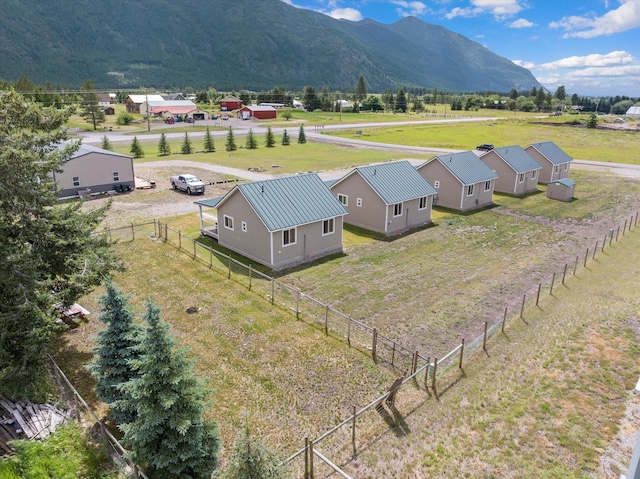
[[342, 160, 437, 204], [527, 141, 573, 165], [551, 178, 576, 187], [489, 146, 542, 173], [221, 173, 348, 232], [423, 151, 499, 185], [194, 197, 223, 208]]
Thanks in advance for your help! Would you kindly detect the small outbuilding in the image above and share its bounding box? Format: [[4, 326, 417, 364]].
[[238, 105, 277, 120], [546, 178, 576, 202], [524, 141, 573, 184], [125, 94, 164, 113], [219, 95, 243, 111]]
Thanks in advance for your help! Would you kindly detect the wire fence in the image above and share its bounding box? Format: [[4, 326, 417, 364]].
[[94, 211, 638, 478], [48, 355, 149, 479]]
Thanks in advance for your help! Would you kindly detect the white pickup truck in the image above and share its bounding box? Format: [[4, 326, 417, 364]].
[[170, 174, 206, 195]]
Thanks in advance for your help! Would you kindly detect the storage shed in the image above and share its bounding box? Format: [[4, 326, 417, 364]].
[[219, 95, 243, 111], [546, 178, 576, 202], [238, 105, 277, 120]]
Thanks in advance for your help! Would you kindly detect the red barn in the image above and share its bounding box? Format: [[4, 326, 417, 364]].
[[238, 105, 277, 120], [219, 95, 242, 111]]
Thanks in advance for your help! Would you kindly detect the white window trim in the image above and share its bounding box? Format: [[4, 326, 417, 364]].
[[338, 194, 348, 206], [434, 180, 440, 189], [322, 218, 335, 236], [532, 170, 537, 179], [518, 173, 524, 183], [484, 181, 491, 192], [467, 184, 474, 196], [356, 198, 362, 207], [241, 221, 247, 233], [73, 176, 80, 187], [283, 227, 297, 246], [418, 196, 428, 210], [564, 163, 568, 171], [393, 203, 403, 217], [224, 215, 234, 230], [554, 165, 559, 173]]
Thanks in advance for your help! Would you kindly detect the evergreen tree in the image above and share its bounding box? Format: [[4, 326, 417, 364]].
[[303, 86, 321, 111], [158, 133, 171, 156], [218, 420, 290, 479], [355, 76, 367, 103], [119, 302, 220, 479], [246, 129, 258, 149], [395, 88, 407, 113], [181, 132, 194, 154], [87, 282, 143, 425], [297, 125, 306, 144], [79, 79, 105, 131], [101, 135, 112, 151], [586, 112, 598, 129], [130, 136, 144, 158], [226, 127, 237, 151], [382, 89, 394, 111], [265, 126, 275, 147], [509, 88, 518, 100], [281, 129, 290, 146], [0, 89, 117, 395], [554, 85, 567, 101], [203, 126, 215, 152]]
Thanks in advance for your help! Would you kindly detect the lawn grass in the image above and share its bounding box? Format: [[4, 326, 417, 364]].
[[330, 117, 640, 164], [347, 225, 640, 478]]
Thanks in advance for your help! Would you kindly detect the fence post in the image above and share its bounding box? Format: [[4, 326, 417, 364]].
[[520, 294, 526, 319], [304, 437, 309, 479], [391, 341, 396, 368], [536, 283, 542, 305], [562, 264, 568, 285], [352, 405, 357, 456], [602, 236, 606, 253], [153, 219, 157, 238], [347, 315, 351, 346], [631, 215, 634, 231], [424, 357, 430, 391], [459, 338, 465, 368], [324, 304, 329, 335], [131, 223, 135, 240], [483, 322, 488, 350], [432, 357, 438, 391], [164, 223, 168, 242], [309, 439, 314, 479], [550, 273, 556, 295], [502, 306, 507, 333], [296, 290, 300, 320], [574, 255, 579, 275], [228, 255, 232, 279], [610, 229, 614, 246], [209, 247, 212, 268], [412, 351, 419, 375], [248, 264, 252, 291], [179, 230, 182, 250], [193, 238, 196, 258], [372, 328, 377, 361], [584, 247, 589, 267], [623, 220, 628, 236], [635, 212, 638, 226], [616, 226, 620, 242], [108, 227, 112, 242], [593, 243, 597, 260], [271, 278, 275, 305]]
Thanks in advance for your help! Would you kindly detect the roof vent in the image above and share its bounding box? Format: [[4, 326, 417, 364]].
[[374, 168, 377, 175], [261, 185, 264, 194]]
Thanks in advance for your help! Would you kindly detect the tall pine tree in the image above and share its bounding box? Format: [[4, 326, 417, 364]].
[[87, 282, 143, 425], [226, 127, 237, 151], [158, 133, 171, 156], [265, 126, 275, 147], [130, 136, 144, 158], [297, 125, 306, 144], [281, 129, 290, 146], [101, 135, 112, 151], [181, 132, 194, 154], [246, 129, 258, 149], [203, 126, 215, 152], [120, 302, 220, 479]]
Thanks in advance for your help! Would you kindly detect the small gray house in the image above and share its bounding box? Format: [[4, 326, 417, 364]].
[[329, 160, 436, 236], [53, 143, 135, 198], [524, 141, 573, 184], [416, 151, 498, 212], [479, 145, 542, 196], [195, 174, 348, 270]]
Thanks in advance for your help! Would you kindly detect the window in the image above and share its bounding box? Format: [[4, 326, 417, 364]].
[[484, 181, 491, 192], [393, 203, 403, 217], [338, 194, 348, 206], [564, 163, 568, 171], [554, 165, 559, 173], [72, 176, 80, 187], [224, 215, 234, 230], [418, 196, 428, 210], [519, 173, 524, 183], [283, 228, 296, 246], [322, 218, 335, 235], [434, 180, 440, 189], [532, 170, 537, 180], [113, 172, 120, 182], [356, 198, 362, 207], [467, 184, 474, 196], [241, 221, 247, 233]]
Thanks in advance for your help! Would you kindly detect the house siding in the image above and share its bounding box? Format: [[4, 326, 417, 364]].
[[332, 173, 388, 233], [417, 161, 462, 210], [481, 152, 539, 196], [54, 152, 134, 197], [384, 196, 432, 234], [524, 147, 570, 184], [217, 192, 272, 266], [460, 180, 494, 211]]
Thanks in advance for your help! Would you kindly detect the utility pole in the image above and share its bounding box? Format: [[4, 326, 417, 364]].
[[146, 92, 151, 132]]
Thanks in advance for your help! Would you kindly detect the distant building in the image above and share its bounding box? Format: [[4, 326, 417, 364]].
[[125, 94, 164, 113], [626, 106, 640, 117], [219, 95, 242, 111], [238, 105, 277, 120]]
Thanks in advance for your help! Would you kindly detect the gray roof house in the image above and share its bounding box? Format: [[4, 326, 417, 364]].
[[416, 151, 498, 212], [53, 143, 135, 198], [195, 174, 348, 270], [524, 141, 573, 184], [329, 160, 437, 235], [479, 145, 542, 196]]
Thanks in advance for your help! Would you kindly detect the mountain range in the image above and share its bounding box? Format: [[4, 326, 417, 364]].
[[0, 0, 541, 93]]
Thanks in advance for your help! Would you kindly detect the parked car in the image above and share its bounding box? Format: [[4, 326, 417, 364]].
[[221, 114, 229, 120], [184, 117, 194, 123], [476, 143, 494, 151], [164, 117, 176, 124]]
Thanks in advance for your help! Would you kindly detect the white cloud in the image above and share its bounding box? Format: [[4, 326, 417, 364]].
[[508, 18, 534, 28], [538, 51, 634, 70], [549, 0, 640, 38], [391, 1, 429, 17], [446, 0, 525, 20], [512, 59, 536, 69], [328, 7, 364, 21], [445, 6, 483, 18]]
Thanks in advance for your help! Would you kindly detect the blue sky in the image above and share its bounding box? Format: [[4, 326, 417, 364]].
[[281, 0, 640, 97]]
